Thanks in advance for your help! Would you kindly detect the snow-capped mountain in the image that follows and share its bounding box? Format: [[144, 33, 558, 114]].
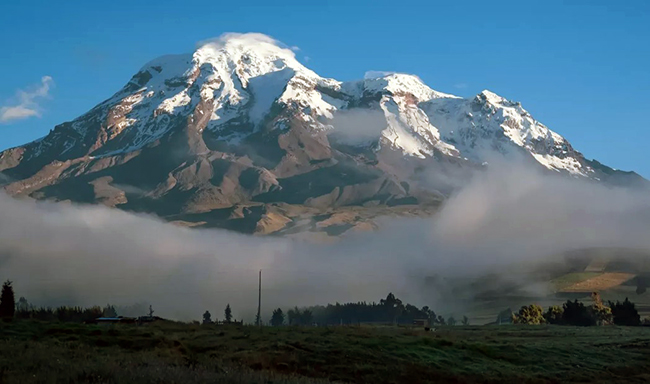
[[0, 33, 645, 235]]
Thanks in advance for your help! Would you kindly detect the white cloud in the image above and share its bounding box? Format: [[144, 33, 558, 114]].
[[364, 70, 397, 79], [196, 33, 299, 59], [0, 105, 40, 121], [197, 32, 278, 49], [454, 82, 468, 89], [290, 45, 300, 52], [3, 162, 650, 320], [0, 76, 54, 123]]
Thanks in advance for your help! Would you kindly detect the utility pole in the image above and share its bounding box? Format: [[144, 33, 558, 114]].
[[256, 269, 262, 327]]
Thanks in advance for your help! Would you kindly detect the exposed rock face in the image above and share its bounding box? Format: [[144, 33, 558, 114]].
[[0, 33, 645, 235]]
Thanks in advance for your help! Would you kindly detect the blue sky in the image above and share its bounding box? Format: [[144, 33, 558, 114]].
[[1, 0, 648, 176]]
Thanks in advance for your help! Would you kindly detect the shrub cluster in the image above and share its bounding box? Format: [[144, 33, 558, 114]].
[[513, 293, 643, 326]]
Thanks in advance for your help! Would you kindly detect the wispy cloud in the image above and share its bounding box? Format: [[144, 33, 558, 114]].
[[0, 76, 54, 123], [364, 70, 397, 79], [453, 82, 468, 90], [290, 45, 300, 52]]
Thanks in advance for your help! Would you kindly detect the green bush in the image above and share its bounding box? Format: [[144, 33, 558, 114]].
[[512, 305, 545, 325]]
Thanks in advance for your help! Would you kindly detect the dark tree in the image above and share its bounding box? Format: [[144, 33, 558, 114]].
[[609, 298, 641, 326], [270, 308, 285, 326], [287, 307, 301, 325], [461, 316, 470, 326], [421, 306, 437, 325], [103, 304, 118, 317], [544, 305, 563, 325], [301, 309, 314, 326], [0, 280, 15, 319], [202, 310, 213, 324], [381, 293, 404, 324], [224, 304, 232, 323], [447, 316, 457, 326], [16, 297, 30, 312], [562, 300, 596, 326]]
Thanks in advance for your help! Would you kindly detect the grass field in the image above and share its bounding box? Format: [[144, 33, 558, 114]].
[[2, 320, 650, 383], [562, 273, 636, 292], [549, 272, 603, 292]]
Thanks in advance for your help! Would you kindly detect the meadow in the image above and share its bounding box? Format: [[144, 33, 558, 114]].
[[2, 320, 650, 383]]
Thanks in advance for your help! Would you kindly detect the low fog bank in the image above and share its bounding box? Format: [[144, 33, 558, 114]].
[[423, 162, 650, 273], [328, 109, 387, 146], [0, 196, 410, 321], [1, 163, 650, 321]]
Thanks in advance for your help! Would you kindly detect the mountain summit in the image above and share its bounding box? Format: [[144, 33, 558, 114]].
[[0, 33, 644, 235]]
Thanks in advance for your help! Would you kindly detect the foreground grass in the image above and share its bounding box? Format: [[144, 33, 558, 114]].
[[2, 321, 650, 383]]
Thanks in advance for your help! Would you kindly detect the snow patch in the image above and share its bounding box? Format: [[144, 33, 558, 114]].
[[247, 67, 295, 125]]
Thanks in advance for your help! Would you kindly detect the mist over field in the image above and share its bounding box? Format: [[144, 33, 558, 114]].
[[1, 163, 650, 321]]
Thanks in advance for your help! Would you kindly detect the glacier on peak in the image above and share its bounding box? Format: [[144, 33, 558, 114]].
[[358, 72, 460, 102]]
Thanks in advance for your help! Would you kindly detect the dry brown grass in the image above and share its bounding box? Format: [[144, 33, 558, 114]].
[[563, 272, 636, 292]]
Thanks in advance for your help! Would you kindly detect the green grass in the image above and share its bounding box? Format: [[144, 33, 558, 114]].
[[2, 320, 650, 383]]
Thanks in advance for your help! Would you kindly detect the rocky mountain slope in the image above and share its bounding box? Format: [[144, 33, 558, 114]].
[[0, 33, 645, 236]]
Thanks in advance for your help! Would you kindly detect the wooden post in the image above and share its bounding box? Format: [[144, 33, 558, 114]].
[[256, 269, 262, 327]]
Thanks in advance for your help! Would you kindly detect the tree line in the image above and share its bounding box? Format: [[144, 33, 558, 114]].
[[512, 292, 647, 326], [262, 293, 468, 327], [2, 282, 464, 327], [9, 277, 644, 329], [0, 280, 147, 323]]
